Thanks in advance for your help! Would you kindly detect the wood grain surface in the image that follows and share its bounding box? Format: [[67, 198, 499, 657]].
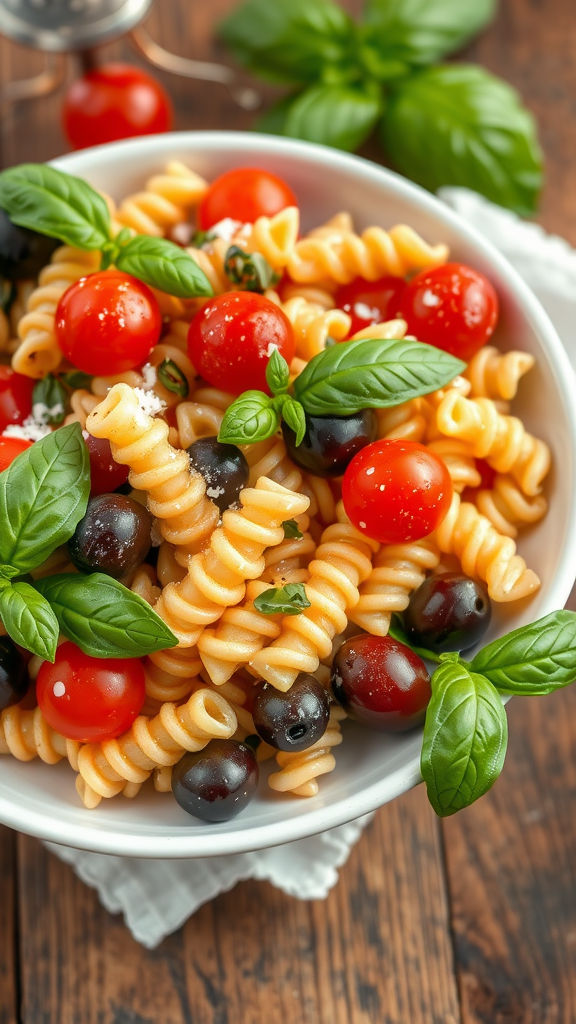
[[2, 1, 576, 1022]]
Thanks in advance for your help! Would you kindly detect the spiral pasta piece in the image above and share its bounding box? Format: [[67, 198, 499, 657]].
[[115, 161, 208, 236], [175, 386, 234, 448], [243, 435, 303, 493], [473, 474, 548, 538], [377, 399, 429, 443], [350, 538, 440, 635], [0, 705, 79, 768], [268, 706, 345, 796], [426, 438, 481, 493], [11, 247, 100, 378], [64, 388, 101, 429], [143, 645, 203, 707], [435, 391, 551, 496], [434, 491, 540, 602], [75, 686, 238, 805], [265, 289, 351, 361], [464, 346, 535, 401], [88, 338, 197, 414], [130, 563, 161, 606]]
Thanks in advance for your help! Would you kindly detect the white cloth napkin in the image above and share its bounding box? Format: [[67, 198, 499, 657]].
[[44, 186, 576, 949]]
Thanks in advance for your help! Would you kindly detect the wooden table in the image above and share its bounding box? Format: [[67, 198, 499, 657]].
[[2, 2, 576, 1021]]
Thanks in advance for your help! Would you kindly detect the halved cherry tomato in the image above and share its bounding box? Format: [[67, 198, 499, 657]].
[[0, 436, 33, 472], [55, 270, 162, 376], [335, 276, 406, 337], [198, 168, 297, 230], [0, 366, 34, 431], [342, 439, 453, 544], [86, 434, 130, 496], [62, 63, 173, 150], [36, 641, 145, 743], [399, 262, 499, 361], [187, 291, 295, 396]]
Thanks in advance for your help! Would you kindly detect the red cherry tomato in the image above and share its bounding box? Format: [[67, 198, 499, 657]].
[[461, 457, 496, 505], [198, 168, 297, 230], [342, 439, 453, 544], [0, 366, 34, 431], [0, 436, 33, 472], [187, 291, 296, 396], [335, 276, 406, 337], [36, 641, 145, 743], [399, 262, 499, 361], [62, 63, 173, 150], [55, 270, 162, 376], [86, 433, 130, 496]]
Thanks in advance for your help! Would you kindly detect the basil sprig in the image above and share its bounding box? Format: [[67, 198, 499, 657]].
[[158, 358, 189, 398], [224, 245, 278, 292], [0, 581, 60, 661], [219, 0, 542, 214], [0, 164, 213, 299], [254, 583, 311, 615], [32, 374, 67, 426]]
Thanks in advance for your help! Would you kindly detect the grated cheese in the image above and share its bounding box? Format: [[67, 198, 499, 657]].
[[134, 387, 167, 417], [140, 363, 157, 390], [209, 217, 243, 241], [3, 413, 52, 442]]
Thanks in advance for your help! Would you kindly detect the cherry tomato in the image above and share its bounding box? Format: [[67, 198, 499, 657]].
[[36, 641, 145, 743], [342, 439, 453, 544], [86, 434, 130, 496], [461, 458, 496, 505], [0, 436, 32, 472], [335, 276, 406, 337], [0, 366, 34, 431], [399, 263, 499, 361], [55, 270, 162, 376], [198, 168, 297, 229], [62, 63, 173, 150], [187, 291, 295, 395]]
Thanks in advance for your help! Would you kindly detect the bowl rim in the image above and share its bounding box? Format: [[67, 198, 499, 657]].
[[2, 130, 576, 858]]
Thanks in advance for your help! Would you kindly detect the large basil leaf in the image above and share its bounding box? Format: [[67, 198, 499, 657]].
[[255, 93, 300, 136], [34, 573, 178, 658], [382, 64, 543, 215], [470, 611, 576, 695], [362, 0, 496, 70], [283, 84, 382, 152], [293, 336, 465, 416], [219, 0, 354, 84], [115, 235, 212, 298], [0, 423, 90, 574], [421, 662, 508, 817], [0, 582, 59, 661], [0, 163, 110, 250]]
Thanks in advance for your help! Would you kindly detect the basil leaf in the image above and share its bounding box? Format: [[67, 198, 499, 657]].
[[283, 84, 382, 152], [32, 374, 67, 425], [388, 614, 441, 663], [253, 583, 311, 615], [34, 573, 178, 658], [281, 397, 307, 446], [218, 391, 280, 445], [266, 349, 290, 395], [115, 235, 213, 298], [282, 519, 304, 539], [421, 662, 507, 817], [0, 423, 90, 573], [470, 610, 576, 695], [293, 336, 465, 416], [0, 582, 59, 661], [219, 0, 354, 85], [224, 245, 277, 292], [62, 370, 93, 390], [190, 228, 218, 248], [362, 0, 496, 69], [0, 164, 110, 250], [255, 93, 300, 135], [157, 359, 189, 398], [382, 64, 543, 215]]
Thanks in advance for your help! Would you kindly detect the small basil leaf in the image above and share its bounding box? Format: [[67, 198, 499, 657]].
[[266, 348, 290, 395], [470, 610, 576, 695], [0, 582, 59, 661], [421, 662, 507, 817], [32, 374, 67, 425], [283, 83, 382, 152], [388, 613, 442, 663], [282, 519, 304, 539], [255, 92, 300, 135], [253, 583, 311, 615], [281, 397, 307, 446], [157, 359, 189, 398], [34, 573, 178, 658], [219, 0, 354, 85], [190, 228, 218, 248], [115, 235, 213, 298], [293, 336, 465, 416], [224, 245, 278, 291], [362, 0, 496, 68], [0, 423, 90, 574], [62, 370, 93, 390], [382, 64, 543, 215], [218, 391, 280, 445], [0, 164, 110, 250]]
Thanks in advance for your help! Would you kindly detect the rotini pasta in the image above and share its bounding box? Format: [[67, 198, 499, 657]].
[[265, 289, 351, 361], [473, 473, 548, 538], [464, 346, 535, 401], [0, 704, 79, 767], [268, 705, 345, 796], [350, 537, 440, 636], [115, 161, 208, 237]]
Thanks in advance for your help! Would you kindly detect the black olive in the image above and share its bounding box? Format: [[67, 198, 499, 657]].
[[187, 435, 249, 511], [0, 210, 59, 281], [171, 739, 259, 821], [0, 637, 29, 711], [68, 493, 152, 579], [252, 674, 331, 751], [403, 572, 492, 653], [282, 409, 377, 477]]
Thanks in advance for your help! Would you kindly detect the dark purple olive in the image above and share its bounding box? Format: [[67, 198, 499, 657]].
[[0, 637, 29, 711], [187, 435, 249, 511], [68, 493, 152, 579], [403, 572, 492, 653], [331, 634, 431, 732], [0, 209, 59, 281], [171, 739, 259, 821], [282, 408, 377, 478], [252, 674, 330, 751]]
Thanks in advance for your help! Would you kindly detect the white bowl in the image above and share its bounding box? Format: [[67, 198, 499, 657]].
[[1, 132, 576, 857]]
